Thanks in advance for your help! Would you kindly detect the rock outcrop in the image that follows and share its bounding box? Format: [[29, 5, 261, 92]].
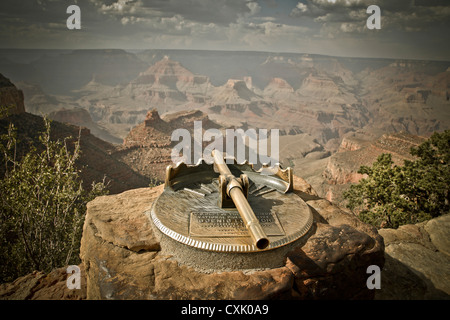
[[0, 73, 25, 115], [376, 214, 450, 299], [118, 108, 222, 181], [125, 56, 212, 105], [0, 265, 86, 300], [263, 77, 300, 104], [48, 107, 123, 144], [79, 176, 385, 300], [321, 132, 426, 204], [211, 79, 262, 104]]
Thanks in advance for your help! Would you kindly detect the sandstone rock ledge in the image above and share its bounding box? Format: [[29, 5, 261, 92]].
[[376, 215, 450, 299], [0, 265, 86, 300], [79, 176, 384, 300]]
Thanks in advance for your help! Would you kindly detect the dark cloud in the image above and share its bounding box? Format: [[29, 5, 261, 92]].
[[0, 0, 102, 23], [415, 0, 449, 6]]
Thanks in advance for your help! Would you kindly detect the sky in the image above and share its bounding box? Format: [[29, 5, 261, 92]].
[[0, 0, 449, 60]]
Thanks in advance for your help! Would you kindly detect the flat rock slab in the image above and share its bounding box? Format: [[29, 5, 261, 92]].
[[80, 176, 385, 299], [378, 214, 450, 299]]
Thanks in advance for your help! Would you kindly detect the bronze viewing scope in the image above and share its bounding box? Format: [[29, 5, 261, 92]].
[[212, 149, 270, 250]]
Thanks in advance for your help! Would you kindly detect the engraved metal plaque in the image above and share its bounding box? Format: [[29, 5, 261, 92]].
[[189, 210, 285, 237], [150, 159, 313, 253]]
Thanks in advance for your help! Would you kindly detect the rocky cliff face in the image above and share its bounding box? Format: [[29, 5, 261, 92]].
[[211, 79, 262, 104], [321, 132, 426, 204], [0, 112, 149, 195], [123, 108, 171, 148], [0, 73, 25, 115], [118, 108, 222, 181], [125, 56, 213, 105], [263, 77, 299, 103], [359, 64, 450, 136], [206, 78, 279, 130], [48, 107, 122, 144]]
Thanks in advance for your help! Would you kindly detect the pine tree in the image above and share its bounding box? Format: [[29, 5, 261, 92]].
[[344, 130, 449, 229]]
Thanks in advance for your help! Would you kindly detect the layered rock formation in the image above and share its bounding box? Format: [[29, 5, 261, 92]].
[[358, 63, 450, 136], [48, 107, 122, 144], [117, 108, 222, 181], [14, 81, 60, 115], [263, 77, 298, 102], [125, 56, 213, 105], [211, 79, 262, 105], [79, 176, 385, 300], [320, 132, 426, 204], [207, 78, 278, 130], [123, 108, 171, 148], [296, 73, 354, 104]]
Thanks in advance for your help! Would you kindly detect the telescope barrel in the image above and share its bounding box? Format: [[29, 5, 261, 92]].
[[212, 150, 269, 250]]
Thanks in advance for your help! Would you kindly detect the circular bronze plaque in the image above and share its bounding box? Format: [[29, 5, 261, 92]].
[[150, 167, 313, 253]]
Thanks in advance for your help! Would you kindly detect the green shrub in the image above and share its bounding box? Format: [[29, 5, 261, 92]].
[[344, 130, 449, 229], [0, 116, 107, 283]]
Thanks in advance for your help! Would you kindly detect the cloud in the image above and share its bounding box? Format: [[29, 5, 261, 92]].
[[0, 0, 448, 60], [225, 18, 312, 53], [87, 0, 307, 51], [295, 3, 308, 13], [90, 0, 257, 26], [246, 1, 261, 16], [290, 0, 450, 36], [100, 0, 136, 14]]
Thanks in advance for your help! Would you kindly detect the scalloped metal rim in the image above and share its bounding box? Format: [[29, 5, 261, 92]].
[[167, 157, 293, 193], [148, 202, 313, 253], [170, 157, 290, 175]]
